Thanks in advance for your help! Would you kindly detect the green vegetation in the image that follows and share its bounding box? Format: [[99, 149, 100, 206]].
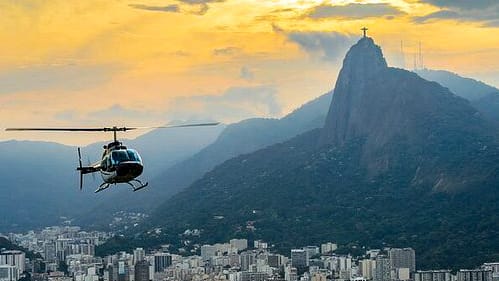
[[0, 237, 42, 260]]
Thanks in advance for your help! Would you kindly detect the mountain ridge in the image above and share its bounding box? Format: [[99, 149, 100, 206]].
[[123, 37, 499, 269]]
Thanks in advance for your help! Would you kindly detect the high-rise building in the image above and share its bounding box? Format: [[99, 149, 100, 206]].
[[321, 243, 338, 254], [153, 253, 171, 273], [285, 266, 298, 281], [133, 248, 145, 265], [457, 269, 493, 281], [389, 248, 416, 273], [267, 254, 284, 268], [230, 239, 248, 252], [254, 241, 268, 250], [0, 265, 18, 281], [415, 270, 452, 281], [241, 252, 257, 271], [118, 260, 128, 281], [134, 260, 150, 281], [241, 271, 267, 281], [482, 263, 499, 281], [44, 243, 57, 263], [303, 247, 320, 259], [375, 255, 391, 281], [0, 250, 26, 273], [291, 249, 308, 270], [395, 268, 411, 281], [201, 245, 217, 262], [360, 259, 376, 280]]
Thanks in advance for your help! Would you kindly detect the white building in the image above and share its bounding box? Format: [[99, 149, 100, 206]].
[[133, 248, 145, 265], [201, 245, 217, 262], [321, 243, 338, 254], [359, 259, 376, 280], [414, 270, 452, 281], [0, 251, 25, 274], [230, 239, 248, 252], [0, 265, 18, 281]]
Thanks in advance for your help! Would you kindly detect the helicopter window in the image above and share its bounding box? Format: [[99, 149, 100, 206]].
[[126, 149, 142, 162], [110, 150, 130, 164], [110, 150, 142, 164]]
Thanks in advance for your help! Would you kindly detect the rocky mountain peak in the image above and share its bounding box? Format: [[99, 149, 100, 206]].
[[318, 36, 488, 181], [338, 37, 387, 82]]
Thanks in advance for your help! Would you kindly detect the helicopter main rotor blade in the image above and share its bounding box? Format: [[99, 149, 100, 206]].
[[6, 128, 109, 132], [5, 123, 220, 132], [129, 122, 220, 130]]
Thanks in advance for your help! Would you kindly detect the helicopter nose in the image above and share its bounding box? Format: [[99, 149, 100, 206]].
[[116, 162, 144, 178]]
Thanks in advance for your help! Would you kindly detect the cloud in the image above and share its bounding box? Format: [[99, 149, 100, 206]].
[[0, 64, 119, 95], [88, 104, 157, 122], [178, 0, 224, 3], [307, 3, 404, 19], [240, 66, 254, 81], [285, 31, 356, 63], [418, 0, 497, 9], [213, 47, 240, 56], [413, 1, 499, 26], [128, 4, 179, 12], [129, 0, 224, 15], [168, 86, 281, 122]]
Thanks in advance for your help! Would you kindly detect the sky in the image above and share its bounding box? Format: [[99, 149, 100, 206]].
[[1, 0, 498, 145]]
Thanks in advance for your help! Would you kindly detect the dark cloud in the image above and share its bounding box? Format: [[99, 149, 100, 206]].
[[418, 0, 496, 9], [168, 86, 281, 121], [286, 31, 356, 63], [128, 4, 179, 12], [413, 10, 460, 23], [213, 47, 240, 56], [307, 3, 404, 19], [413, 3, 499, 26], [0, 64, 119, 95]]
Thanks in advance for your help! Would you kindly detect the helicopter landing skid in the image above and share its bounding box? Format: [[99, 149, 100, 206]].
[[127, 179, 148, 192], [95, 182, 111, 193]]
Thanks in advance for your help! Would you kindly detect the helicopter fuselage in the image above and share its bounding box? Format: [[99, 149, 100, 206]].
[[99, 142, 144, 184]]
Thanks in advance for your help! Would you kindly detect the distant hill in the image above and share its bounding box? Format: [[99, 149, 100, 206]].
[[416, 69, 499, 122], [0, 237, 40, 260], [151, 92, 332, 198], [77, 93, 332, 229], [130, 37, 499, 270], [0, 125, 224, 232]]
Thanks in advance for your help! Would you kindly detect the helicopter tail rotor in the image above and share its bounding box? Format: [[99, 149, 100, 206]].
[[77, 148, 83, 191]]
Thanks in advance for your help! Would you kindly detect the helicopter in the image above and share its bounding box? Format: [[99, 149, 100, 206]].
[[5, 123, 219, 193]]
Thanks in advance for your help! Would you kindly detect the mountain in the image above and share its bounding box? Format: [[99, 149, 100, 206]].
[[0, 126, 223, 232], [128, 37, 499, 269], [77, 93, 332, 229], [416, 69, 499, 122], [151, 92, 332, 196]]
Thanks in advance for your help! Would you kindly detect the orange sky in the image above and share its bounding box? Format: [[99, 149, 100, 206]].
[[1, 0, 498, 145]]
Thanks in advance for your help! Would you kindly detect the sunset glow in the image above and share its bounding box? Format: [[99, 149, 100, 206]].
[[1, 0, 498, 144]]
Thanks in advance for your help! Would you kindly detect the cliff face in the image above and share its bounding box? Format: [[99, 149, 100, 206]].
[[319, 37, 490, 180]]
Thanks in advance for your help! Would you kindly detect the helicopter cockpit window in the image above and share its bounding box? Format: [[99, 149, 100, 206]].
[[126, 149, 142, 162], [110, 149, 142, 164], [111, 150, 130, 164]]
